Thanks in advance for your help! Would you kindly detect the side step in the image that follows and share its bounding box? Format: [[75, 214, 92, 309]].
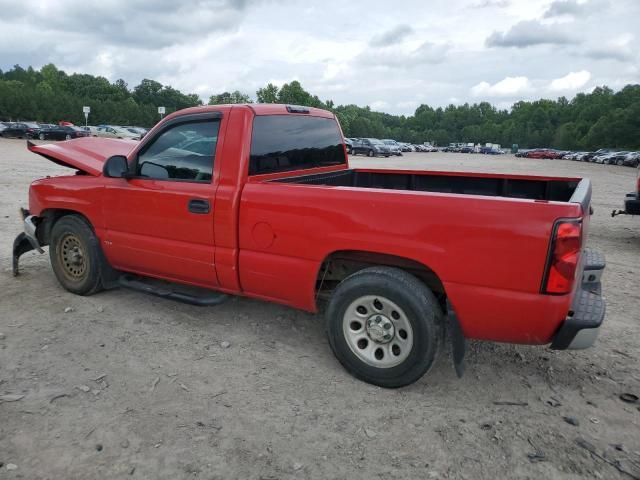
[[118, 274, 229, 306]]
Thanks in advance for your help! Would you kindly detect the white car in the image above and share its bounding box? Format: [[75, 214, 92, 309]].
[[94, 126, 141, 140]]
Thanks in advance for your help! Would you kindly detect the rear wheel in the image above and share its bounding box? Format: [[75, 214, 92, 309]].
[[50, 215, 105, 296], [65, 134, 71, 140], [367, 149, 374, 157], [326, 266, 442, 388]]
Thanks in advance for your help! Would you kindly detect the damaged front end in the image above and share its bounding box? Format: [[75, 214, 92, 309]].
[[12, 208, 45, 276]]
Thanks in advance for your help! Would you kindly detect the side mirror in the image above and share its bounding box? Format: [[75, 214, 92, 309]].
[[103, 155, 130, 178]]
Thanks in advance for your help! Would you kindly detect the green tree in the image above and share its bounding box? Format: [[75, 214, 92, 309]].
[[256, 83, 279, 103], [208, 91, 252, 104]]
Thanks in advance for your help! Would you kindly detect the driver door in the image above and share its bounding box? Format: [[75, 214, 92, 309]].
[[102, 112, 223, 288]]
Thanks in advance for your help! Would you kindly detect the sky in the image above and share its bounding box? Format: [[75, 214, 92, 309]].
[[0, 0, 638, 115]]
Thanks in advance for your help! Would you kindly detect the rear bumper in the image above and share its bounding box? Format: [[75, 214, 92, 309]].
[[550, 249, 606, 350]]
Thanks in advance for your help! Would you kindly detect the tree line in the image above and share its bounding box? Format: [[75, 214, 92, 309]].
[[1, 63, 639, 150]]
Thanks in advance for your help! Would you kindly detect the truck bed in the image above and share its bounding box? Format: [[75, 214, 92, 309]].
[[272, 168, 581, 202]]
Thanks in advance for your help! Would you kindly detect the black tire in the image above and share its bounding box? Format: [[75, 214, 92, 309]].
[[49, 215, 105, 296], [65, 134, 71, 140], [39, 133, 45, 140], [326, 266, 442, 388], [367, 149, 374, 157], [616, 159, 624, 166]]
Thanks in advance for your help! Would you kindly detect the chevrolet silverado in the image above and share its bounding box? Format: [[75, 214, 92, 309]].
[[13, 104, 606, 387]]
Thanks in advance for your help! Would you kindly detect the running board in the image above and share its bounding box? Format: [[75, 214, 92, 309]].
[[118, 274, 229, 306]]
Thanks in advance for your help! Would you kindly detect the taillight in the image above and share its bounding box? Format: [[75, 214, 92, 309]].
[[636, 168, 640, 194], [543, 220, 582, 294]]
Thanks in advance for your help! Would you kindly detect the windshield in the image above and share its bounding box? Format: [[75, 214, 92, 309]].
[[367, 138, 383, 145]]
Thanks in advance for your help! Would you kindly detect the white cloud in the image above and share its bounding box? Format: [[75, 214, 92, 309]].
[[549, 70, 591, 91], [486, 20, 578, 48], [586, 33, 635, 62], [471, 76, 533, 97]]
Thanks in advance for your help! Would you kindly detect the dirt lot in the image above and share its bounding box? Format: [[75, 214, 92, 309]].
[[1, 138, 639, 479]]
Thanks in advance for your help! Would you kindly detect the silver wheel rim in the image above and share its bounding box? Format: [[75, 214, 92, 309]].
[[343, 295, 414, 368]]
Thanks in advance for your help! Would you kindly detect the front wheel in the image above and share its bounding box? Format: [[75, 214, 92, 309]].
[[39, 133, 45, 140], [367, 149, 374, 157], [65, 134, 71, 140], [49, 215, 105, 296], [326, 266, 442, 388]]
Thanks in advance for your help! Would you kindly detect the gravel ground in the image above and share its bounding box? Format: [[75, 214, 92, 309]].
[[1, 138, 639, 479]]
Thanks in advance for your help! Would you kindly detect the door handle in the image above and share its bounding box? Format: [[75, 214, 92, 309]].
[[188, 199, 210, 214]]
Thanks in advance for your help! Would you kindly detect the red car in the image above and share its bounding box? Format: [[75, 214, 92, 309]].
[[13, 104, 606, 387], [526, 149, 564, 159]]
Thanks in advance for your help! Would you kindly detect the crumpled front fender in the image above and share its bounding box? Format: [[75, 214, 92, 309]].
[[12, 210, 45, 276]]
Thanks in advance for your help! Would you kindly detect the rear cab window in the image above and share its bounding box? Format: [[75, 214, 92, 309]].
[[249, 115, 346, 175]]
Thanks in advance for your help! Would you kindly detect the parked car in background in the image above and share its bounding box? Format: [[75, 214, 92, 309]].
[[515, 149, 532, 157], [525, 149, 563, 159], [622, 152, 640, 167], [592, 152, 617, 164], [602, 152, 629, 165], [382, 139, 403, 156], [344, 137, 354, 154], [351, 138, 391, 157], [586, 149, 612, 163], [480, 146, 504, 155], [0, 122, 41, 139], [38, 125, 90, 141], [612, 163, 640, 217], [564, 152, 589, 161], [123, 126, 148, 137], [94, 126, 142, 140]]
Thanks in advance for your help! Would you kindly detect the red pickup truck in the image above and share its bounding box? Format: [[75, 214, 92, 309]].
[[13, 104, 606, 387]]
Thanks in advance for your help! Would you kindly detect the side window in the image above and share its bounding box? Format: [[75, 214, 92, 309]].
[[136, 119, 220, 182]]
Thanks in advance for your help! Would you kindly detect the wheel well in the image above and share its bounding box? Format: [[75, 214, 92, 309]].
[[37, 209, 92, 245], [316, 250, 446, 307]]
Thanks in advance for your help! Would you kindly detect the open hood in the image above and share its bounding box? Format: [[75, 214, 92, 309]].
[[27, 138, 138, 176]]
